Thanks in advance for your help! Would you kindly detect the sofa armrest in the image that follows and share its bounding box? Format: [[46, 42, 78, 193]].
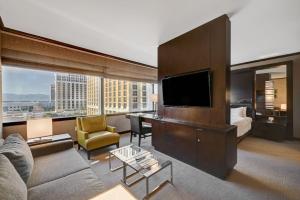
[[106, 125, 116, 133], [30, 140, 73, 157]]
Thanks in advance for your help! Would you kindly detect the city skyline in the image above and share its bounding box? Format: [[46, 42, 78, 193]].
[[2, 66, 54, 96], [2, 66, 156, 122]]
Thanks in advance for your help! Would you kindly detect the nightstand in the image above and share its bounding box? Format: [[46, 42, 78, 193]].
[[252, 118, 287, 141]]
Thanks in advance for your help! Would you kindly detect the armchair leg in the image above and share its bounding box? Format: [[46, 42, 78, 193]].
[[116, 143, 119, 148], [78, 144, 81, 150], [130, 131, 133, 143], [138, 135, 141, 147], [87, 151, 91, 160]]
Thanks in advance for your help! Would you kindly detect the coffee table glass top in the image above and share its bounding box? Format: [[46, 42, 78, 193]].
[[110, 144, 169, 177]]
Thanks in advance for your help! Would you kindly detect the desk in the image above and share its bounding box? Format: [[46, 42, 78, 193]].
[[125, 113, 158, 123]]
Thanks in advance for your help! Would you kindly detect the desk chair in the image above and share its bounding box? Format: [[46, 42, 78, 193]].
[[129, 115, 152, 147]]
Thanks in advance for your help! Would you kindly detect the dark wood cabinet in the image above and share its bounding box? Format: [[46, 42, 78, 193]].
[[152, 120, 197, 166], [152, 119, 237, 179], [252, 118, 287, 141]]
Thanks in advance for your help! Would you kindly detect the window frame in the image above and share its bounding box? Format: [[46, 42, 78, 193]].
[[2, 65, 157, 124]]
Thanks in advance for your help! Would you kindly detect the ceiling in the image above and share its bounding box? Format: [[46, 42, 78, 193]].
[[0, 0, 299, 67]]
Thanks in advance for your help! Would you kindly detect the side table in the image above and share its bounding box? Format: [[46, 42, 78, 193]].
[[27, 133, 73, 146]]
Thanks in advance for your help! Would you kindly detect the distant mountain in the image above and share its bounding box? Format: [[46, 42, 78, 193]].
[[3, 93, 50, 102]]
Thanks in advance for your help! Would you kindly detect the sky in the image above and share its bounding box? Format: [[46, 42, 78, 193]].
[[2, 66, 55, 95]]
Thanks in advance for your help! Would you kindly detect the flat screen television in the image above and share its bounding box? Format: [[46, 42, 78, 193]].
[[162, 70, 212, 107]]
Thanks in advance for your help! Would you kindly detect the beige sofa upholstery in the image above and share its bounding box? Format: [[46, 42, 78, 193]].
[[27, 140, 105, 200], [1, 139, 105, 200]]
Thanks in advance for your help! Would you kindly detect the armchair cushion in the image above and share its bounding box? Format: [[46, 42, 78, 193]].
[[80, 116, 107, 133], [85, 131, 120, 150]]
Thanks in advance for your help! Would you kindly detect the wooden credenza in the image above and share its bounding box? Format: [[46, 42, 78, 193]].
[[152, 118, 237, 179], [126, 113, 237, 179]]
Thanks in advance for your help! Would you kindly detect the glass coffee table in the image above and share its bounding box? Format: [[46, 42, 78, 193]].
[[109, 144, 173, 198]]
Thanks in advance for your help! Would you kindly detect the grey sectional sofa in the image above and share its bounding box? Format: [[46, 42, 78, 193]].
[[1, 139, 105, 200]]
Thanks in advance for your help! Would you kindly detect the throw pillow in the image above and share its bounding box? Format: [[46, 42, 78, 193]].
[[0, 133, 34, 183], [0, 154, 27, 200]]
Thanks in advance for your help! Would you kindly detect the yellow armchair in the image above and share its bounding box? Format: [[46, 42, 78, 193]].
[[76, 115, 120, 159]]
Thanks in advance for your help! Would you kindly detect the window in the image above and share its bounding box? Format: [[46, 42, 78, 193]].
[[103, 78, 157, 114], [2, 66, 157, 122], [2, 66, 101, 122]]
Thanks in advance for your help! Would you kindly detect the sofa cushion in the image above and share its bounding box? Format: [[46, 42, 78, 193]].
[[0, 154, 27, 200], [85, 131, 120, 150], [27, 148, 89, 188], [80, 115, 107, 133], [28, 169, 105, 200], [0, 133, 34, 183]]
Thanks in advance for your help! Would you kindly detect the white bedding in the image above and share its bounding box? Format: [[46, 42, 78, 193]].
[[231, 117, 252, 137]]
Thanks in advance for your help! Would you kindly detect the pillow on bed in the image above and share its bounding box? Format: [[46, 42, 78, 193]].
[[241, 107, 247, 117], [231, 107, 244, 118]]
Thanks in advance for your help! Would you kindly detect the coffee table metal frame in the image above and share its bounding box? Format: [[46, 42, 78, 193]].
[[108, 145, 173, 199]]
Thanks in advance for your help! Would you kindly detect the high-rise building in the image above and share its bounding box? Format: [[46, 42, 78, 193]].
[[104, 79, 129, 114], [104, 79, 152, 114], [54, 73, 87, 114], [87, 76, 101, 115], [50, 84, 55, 102]]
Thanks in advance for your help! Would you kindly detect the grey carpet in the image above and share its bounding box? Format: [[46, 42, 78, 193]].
[[77, 134, 300, 200]]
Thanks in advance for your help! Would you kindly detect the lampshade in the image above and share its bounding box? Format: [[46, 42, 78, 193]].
[[27, 118, 53, 139], [150, 94, 158, 103], [281, 104, 287, 110]]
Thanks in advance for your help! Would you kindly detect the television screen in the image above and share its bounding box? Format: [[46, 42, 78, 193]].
[[162, 70, 212, 107]]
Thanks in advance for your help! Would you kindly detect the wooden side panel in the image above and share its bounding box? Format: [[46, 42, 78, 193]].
[[231, 70, 254, 104], [158, 15, 230, 126]]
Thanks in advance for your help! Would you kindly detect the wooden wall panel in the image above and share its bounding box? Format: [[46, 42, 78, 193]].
[[158, 15, 231, 126], [231, 70, 254, 104]]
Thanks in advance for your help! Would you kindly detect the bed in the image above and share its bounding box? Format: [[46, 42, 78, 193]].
[[231, 116, 252, 137], [230, 105, 253, 141]]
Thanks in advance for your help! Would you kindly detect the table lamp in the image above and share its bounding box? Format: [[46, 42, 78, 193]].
[[27, 118, 53, 140], [280, 104, 287, 111], [150, 94, 158, 117]]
